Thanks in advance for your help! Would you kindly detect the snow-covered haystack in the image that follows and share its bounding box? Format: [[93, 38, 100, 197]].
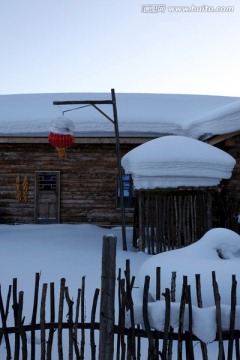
[[139, 228, 240, 307], [121, 135, 236, 189]]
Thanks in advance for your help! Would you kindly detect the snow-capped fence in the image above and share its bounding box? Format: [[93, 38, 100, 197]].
[[119, 264, 239, 360], [0, 235, 239, 359]]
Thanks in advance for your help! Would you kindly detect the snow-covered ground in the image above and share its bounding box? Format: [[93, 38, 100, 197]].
[[138, 228, 240, 345], [0, 224, 239, 358], [0, 224, 148, 358]]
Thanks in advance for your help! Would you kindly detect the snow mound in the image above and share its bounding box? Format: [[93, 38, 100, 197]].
[[49, 116, 75, 135], [126, 300, 240, 343], [139, 228, 240, 306], [121, 136, 236, 189]]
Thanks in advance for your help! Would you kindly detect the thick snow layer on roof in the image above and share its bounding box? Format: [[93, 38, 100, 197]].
[[0, 93, 239, 138], [185, 100, 240, 139], [121, 136, 236, 188]]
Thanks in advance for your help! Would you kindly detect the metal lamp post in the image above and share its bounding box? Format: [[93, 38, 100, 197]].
[[53, 89, 127, 251]]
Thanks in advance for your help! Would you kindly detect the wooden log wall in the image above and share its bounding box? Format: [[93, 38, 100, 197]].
[[134, 189, 215, 254], [215, 134, 240, 232], [220, 134, 240, 197], [0, 135, 239, 230], [0, 141, 136, 225]]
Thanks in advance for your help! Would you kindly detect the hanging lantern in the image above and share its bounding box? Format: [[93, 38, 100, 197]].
[[48, 132, 74, 158], [48, 117, 75, 158]]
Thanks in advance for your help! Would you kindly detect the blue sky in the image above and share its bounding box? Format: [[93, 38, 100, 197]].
[[0, 0, 240, 96]]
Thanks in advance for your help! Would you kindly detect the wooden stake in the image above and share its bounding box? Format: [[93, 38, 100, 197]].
[[99, 235, 117, 360], [40, 284, 47, 360]]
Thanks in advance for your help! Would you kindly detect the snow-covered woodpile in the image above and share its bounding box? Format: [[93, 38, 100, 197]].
[[122, 136, 236, 189], [122, 136, 237, 253]]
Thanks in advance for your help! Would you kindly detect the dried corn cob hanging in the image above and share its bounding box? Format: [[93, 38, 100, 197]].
[[23, 176, 28, 203], [16, 175, 21, 202]]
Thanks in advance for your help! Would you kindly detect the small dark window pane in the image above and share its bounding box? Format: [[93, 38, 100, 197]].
[[38, 175, 57, 191], [117, 174, 135, 208]]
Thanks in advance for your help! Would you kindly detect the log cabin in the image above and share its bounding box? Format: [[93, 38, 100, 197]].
[[0, 92, 239, 230]]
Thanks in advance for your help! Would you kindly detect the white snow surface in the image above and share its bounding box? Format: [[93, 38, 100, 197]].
[[0, 93, 239, 138], [0, 225, 239, 357], [139, 228, 240, 308], [49, 116, 75, 135], [121, 136, 236, 189], [186, 100, 240, 139], [126, 301, 240, 343]]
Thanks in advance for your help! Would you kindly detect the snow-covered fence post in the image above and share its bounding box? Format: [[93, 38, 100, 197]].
[[99, 235, 117, 360]]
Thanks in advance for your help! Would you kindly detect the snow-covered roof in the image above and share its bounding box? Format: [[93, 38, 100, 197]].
[[0, 92, 240, 139], [121, 136, 236, 189]]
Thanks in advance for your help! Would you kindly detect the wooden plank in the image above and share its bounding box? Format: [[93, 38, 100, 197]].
[[212, 272, 225, 360], [138, 191, 146, 252], [99, 235, 117, 360], [64, 287, 74, 360], [205, 131, 240, 145], [0, 284, 11, 346], [40, 284, 47, 360], [90, 289, 100, 360], [12, 278, 20, 359], [73, 289, 81, 359], [125, 260, 136, 359], [58, 278, 65, 360], [195, 274, 208, 359], [177, 276, 188, 360], [0, 287, 12, 359], [162, 288, 171, 359], [17, 291, 28, 359], [228, 275, 237, 360], [31, 273, 40, 360], [142, 275, 157, 360], [80, 276, 85, 359], [185, 285, 194, 360], [47, 282, 55, 359]]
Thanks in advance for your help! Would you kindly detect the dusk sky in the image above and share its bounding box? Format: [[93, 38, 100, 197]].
[[0, 0, 240, 96]]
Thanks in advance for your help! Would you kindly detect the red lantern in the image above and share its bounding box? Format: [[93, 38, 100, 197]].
[[48, 132, 74, 158]]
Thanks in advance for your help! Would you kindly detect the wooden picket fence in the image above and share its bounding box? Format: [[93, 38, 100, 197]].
[[0, 235, 240, 359], [133, 189, 214, 254]]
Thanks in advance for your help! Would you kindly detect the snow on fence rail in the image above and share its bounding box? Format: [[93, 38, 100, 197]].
[[0, 235, 240, 359]]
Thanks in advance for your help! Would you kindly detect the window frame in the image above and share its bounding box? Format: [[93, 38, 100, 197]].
[[117, 173, 135, 209]]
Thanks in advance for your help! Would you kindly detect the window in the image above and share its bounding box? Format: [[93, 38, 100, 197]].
[[37, 174, 57, 191], [117, 174, 135, 208]]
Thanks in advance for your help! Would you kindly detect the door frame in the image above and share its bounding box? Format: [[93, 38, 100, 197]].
[[34, 171, 60, 224]]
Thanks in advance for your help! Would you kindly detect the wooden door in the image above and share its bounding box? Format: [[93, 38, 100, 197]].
[[34, 171, 60, 223]]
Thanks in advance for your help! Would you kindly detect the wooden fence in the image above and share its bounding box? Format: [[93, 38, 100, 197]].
[[133, 189, 215, 254], [0, 235, 240, 359]]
